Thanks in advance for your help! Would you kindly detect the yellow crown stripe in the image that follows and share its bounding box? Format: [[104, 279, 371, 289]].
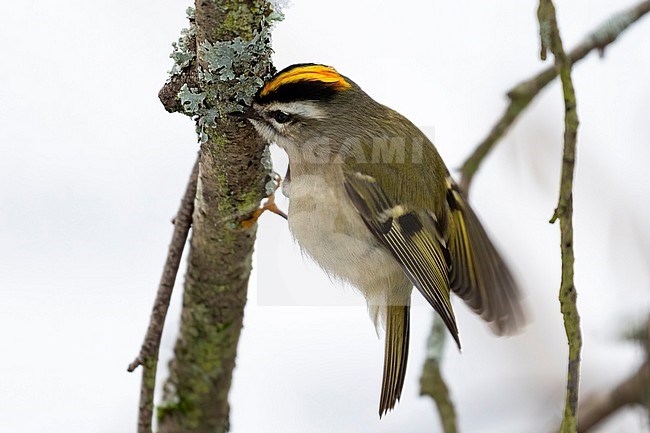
[[260, 65, 351, 97]]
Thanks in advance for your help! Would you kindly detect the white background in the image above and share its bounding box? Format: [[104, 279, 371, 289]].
[[1, 1, 649, 432]]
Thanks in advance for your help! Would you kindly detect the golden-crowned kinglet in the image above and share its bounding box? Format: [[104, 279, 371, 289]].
[[236, 64, 524, 416]]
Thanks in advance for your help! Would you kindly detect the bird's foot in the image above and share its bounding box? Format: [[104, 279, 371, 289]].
[[241, 174, 287, 228]]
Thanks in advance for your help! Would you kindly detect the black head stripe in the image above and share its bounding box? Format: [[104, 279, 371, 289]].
[[254, 80, 342, 104]]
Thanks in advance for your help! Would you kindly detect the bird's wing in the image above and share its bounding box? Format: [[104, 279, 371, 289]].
[[445, 179, 524, 335], [341, 107, 523, 336], [343, 170, 460, 347]]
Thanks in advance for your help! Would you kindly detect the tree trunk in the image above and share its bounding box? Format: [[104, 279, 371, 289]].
[[157, 1, 276, 432]]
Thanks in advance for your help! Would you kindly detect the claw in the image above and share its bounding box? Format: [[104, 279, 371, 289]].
[[241, 175, 288, 228]]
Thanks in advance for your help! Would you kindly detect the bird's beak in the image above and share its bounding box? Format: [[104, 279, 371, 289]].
[[229, 105, 262, 121]]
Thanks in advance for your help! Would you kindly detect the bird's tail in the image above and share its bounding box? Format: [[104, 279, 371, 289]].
[[379, 304, 410, 417]]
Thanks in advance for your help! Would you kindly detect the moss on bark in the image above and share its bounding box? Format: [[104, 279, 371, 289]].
[[157, 1, 275, 432]]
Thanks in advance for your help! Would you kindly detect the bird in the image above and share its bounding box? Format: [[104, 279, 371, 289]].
[[233, 63, 524, 416]]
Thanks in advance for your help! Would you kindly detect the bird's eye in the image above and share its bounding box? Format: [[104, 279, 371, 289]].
[[272, 111, 292, 124]]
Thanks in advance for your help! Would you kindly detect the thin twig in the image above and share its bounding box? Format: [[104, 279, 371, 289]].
[[576, 361, 649, 433], [459, 0, 650, 191], [552, 317, 650, 433], [127, 157, 199, 433], [539, 1, 582, 432], [420, 317, 457, 433]]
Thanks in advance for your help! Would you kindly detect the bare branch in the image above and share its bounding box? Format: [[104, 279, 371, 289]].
[[538, 1, 582, 431], [576, 361, 649, 432], [459, 0, 650, 191], [127, 157, 199, 433], [553, 317, 650, 433], [420, 318, 457, 433]]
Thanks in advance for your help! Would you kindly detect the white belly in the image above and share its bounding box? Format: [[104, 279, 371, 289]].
[[285, 170, 410, 311]]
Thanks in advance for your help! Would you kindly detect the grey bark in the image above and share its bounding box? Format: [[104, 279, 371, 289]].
[[156, 1, 276, 432]]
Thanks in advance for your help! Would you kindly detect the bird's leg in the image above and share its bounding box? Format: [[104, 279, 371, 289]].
[[241, 173, 287, 229]]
